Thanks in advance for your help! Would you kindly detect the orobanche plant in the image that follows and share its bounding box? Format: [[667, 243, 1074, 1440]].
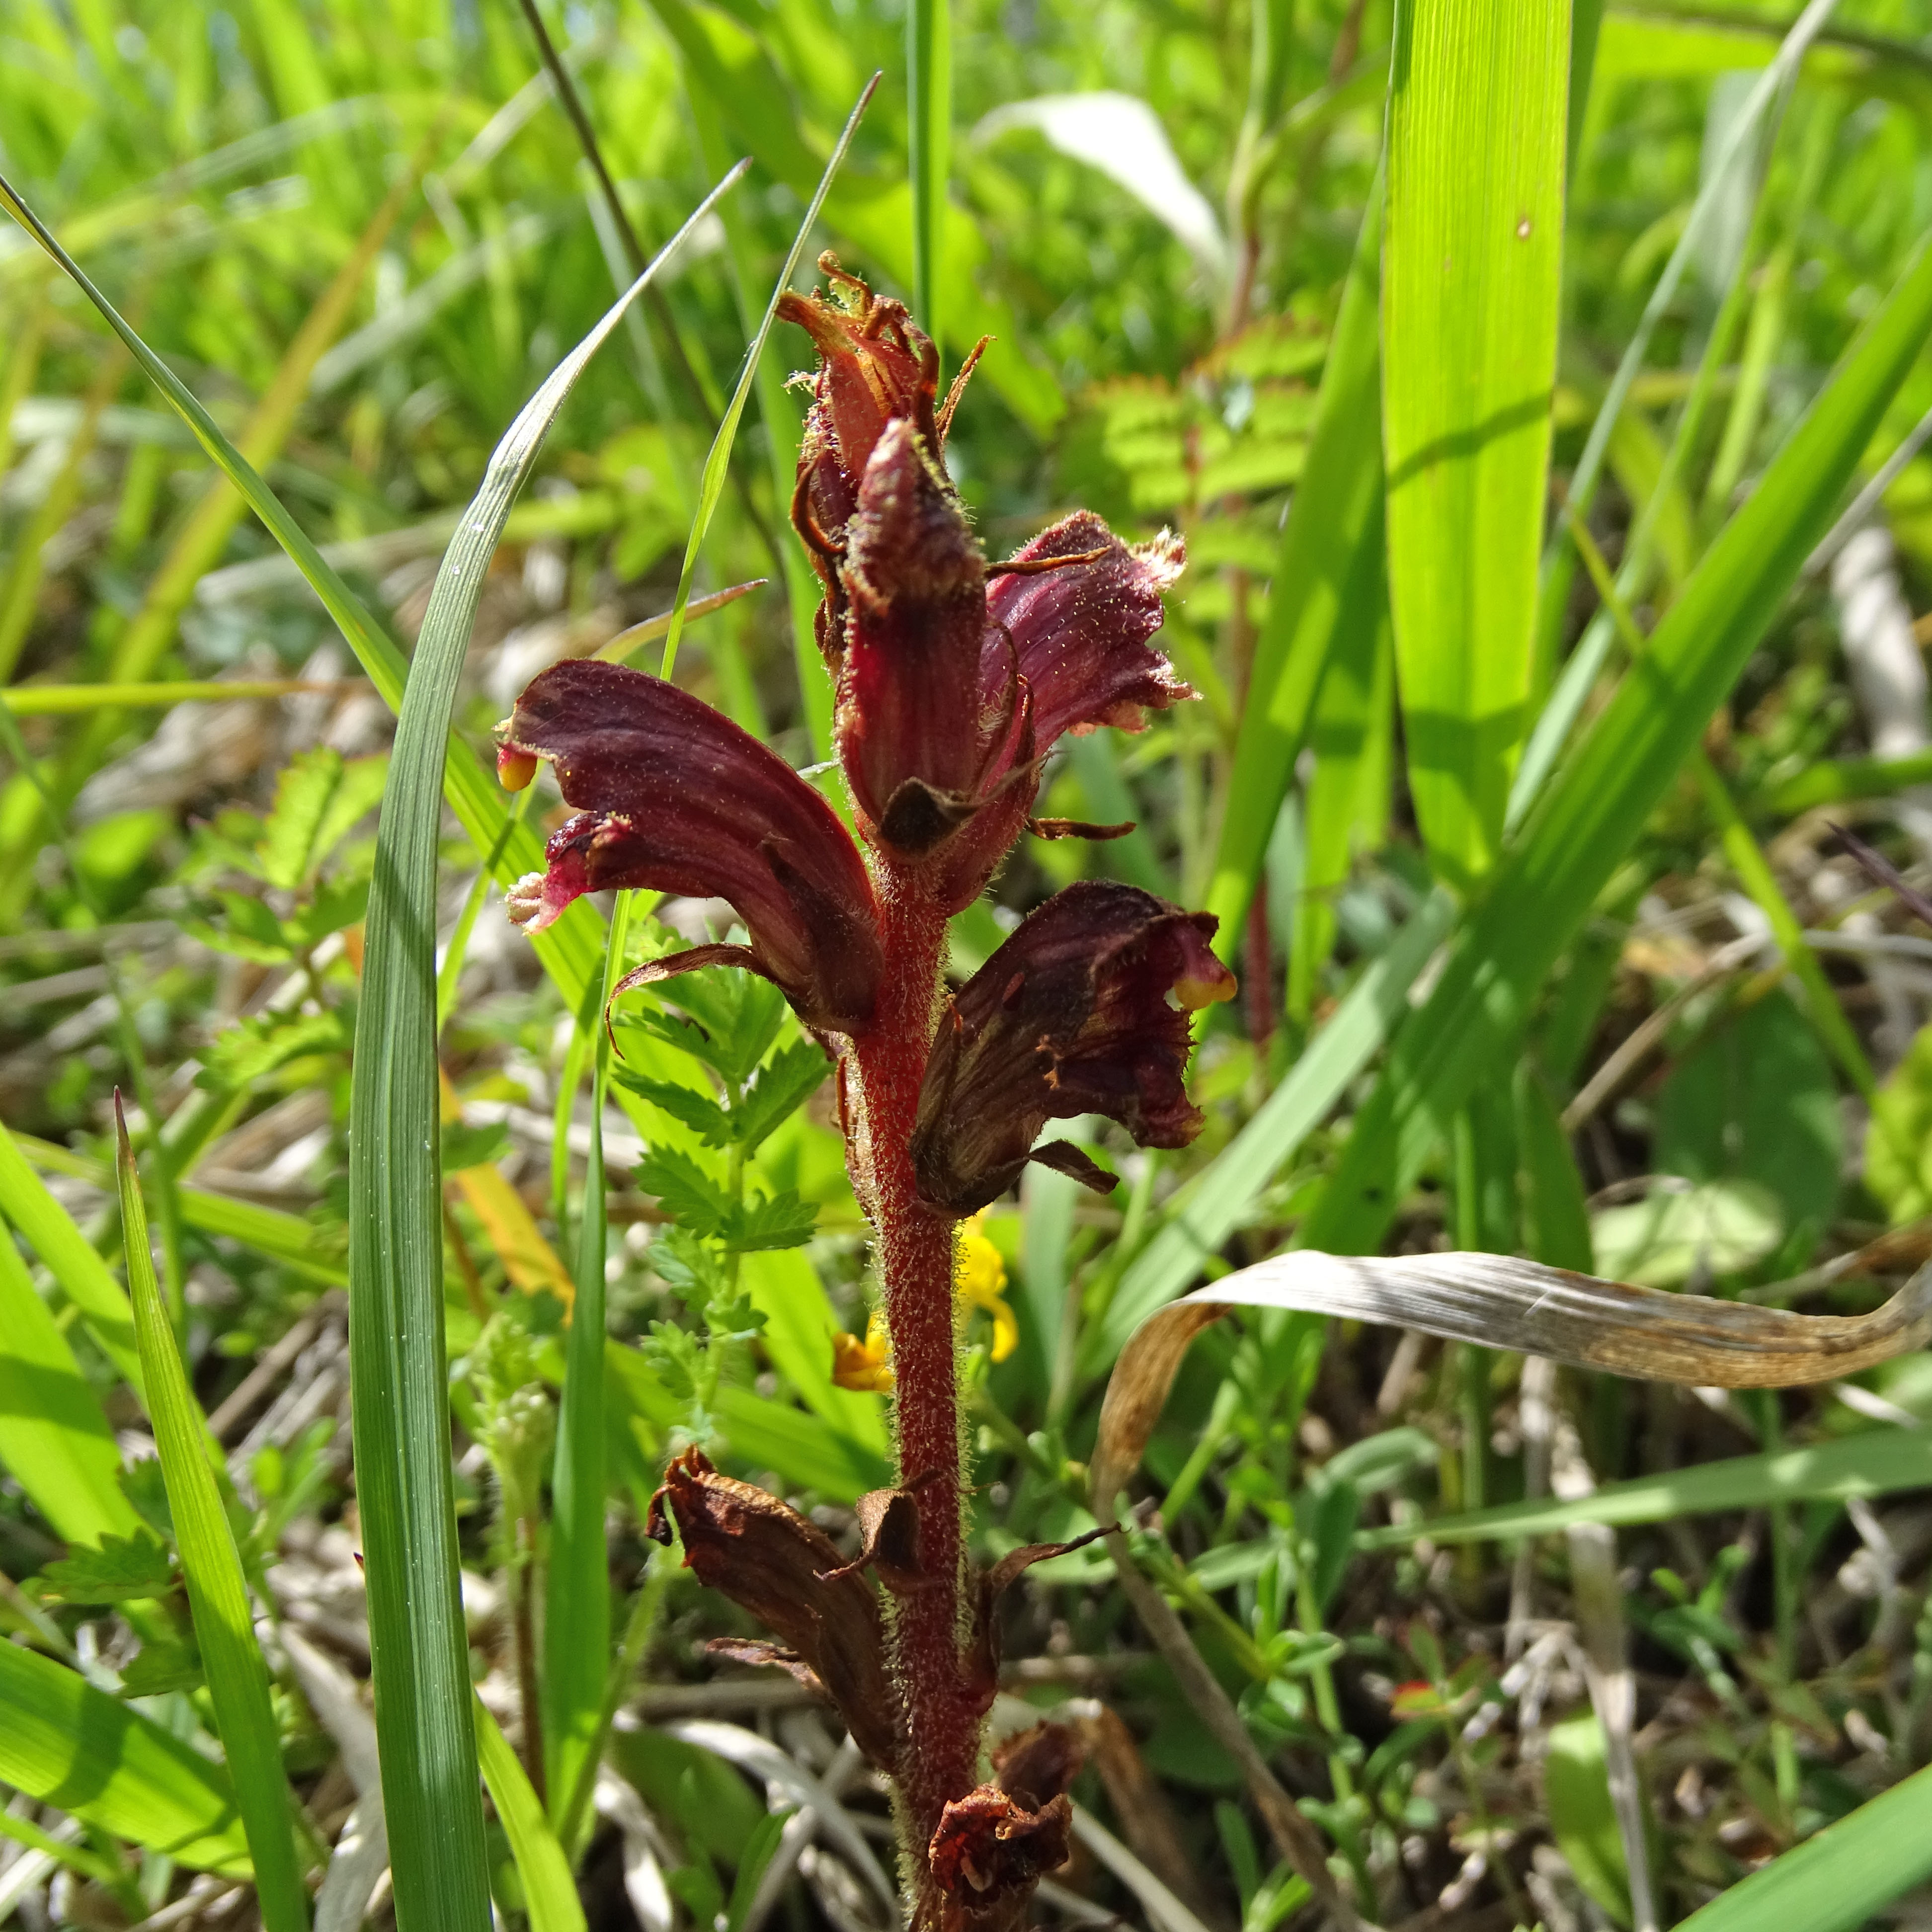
[[495, 259, 1235, 1930]]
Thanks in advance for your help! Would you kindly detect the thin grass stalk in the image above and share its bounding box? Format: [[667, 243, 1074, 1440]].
[[658, 74, 880, 681], [907, 0, 950, 355], [545, 890, 633, 1826], [115, 1099, 310, 1932]]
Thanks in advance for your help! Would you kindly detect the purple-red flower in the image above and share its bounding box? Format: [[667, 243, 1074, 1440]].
[[910, 882, 1236, 1215], [497, 659, 882, 1035]]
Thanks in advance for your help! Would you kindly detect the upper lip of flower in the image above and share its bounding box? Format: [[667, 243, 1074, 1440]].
[[496, 658, 884, 1035]]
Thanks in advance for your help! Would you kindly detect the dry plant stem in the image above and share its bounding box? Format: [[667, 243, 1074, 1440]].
[[1101, 1530, 1375, 1932], [512, 1515, 548, 1807], [846, 861, 972, 1859]]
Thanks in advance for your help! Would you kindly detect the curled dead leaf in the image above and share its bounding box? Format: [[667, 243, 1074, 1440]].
[[818, 1475, 941, 1593], [962, 1529, 1109, 1715], [1091, 1250, 1932, 1520]]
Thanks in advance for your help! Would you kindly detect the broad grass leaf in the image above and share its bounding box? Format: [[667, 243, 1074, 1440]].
[[0, 1637, 252, 1876], [117, 1104, 309, 1932], [1382, 0, 1568, 891], [342, 163, 753, 1932], [0, 1216, 140, 1548], [1544, 1715, 1633, 1928], [474, 1694, 587, 1932]]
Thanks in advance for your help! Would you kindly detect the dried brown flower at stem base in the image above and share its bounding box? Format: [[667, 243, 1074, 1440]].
[[928, 1788, 1074, 1931], [645, 1448, 900, 1772]]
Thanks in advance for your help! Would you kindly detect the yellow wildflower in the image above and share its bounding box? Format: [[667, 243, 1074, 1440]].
[[829, 1214, 1020, 1387], [956, 1211, 1018, 1363], [831, 1310, 893, 1392]]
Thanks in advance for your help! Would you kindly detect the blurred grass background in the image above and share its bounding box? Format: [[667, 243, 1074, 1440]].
[[16, 2, 1932, 1930]]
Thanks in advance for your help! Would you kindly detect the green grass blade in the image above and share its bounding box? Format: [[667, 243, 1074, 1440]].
[[13, 1131, 349, 1288], [0, 1206, 140, 1547], [0, 1120, 141, 1388], [1287, 564, 1393, 1026], [1382, 0, 1568, 893], [1205, 170, 1384, 959], [114, 1099, 309, 1932], [0, 1638, 252, 1876], [1357, 1425, 1932, 1548], [1670, 1760, 1932, 1932], [1298, 221, 1932, 1261], [1513, 0, 1832, 822], [658, 76, 878, 681], [545, 892, 632, 1831], [1563, 506, 1877, 1102], [2, 680, 347, 714], [1553, 0, 1834, 532], [348, 172, 745, 1932], [908, 0, 950, 348], [475, 1693, 587, 1932], [1765, 746, 1932, 814]]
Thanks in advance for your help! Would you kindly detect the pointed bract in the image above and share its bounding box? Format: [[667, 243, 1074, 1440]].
[[498, 660, 883, 1034], [911, 882, 1236, 1215]]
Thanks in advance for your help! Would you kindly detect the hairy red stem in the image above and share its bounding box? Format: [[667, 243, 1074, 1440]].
[[846, 861, 974, 1874]]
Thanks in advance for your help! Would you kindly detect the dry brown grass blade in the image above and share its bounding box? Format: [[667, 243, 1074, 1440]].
[[1091, 1251, 1932, 1516], [1102, 1529, 1377, 1932]]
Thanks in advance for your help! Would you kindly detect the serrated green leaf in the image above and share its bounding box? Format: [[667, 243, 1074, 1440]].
[[636, 1145, 735, 1237], [645, 964, 787, 1086], [615, 1071, 733, 1146], [186, 889, 295, 964], [120, 1638, 206, 1698], [257, 748, 387, 891], [724, 1189, 819, 1253], [40, 1530, 176, 1604], [285, 875, 371, 949], [731, 1040, 830, 1154], [196, 1010, 347, 1096]]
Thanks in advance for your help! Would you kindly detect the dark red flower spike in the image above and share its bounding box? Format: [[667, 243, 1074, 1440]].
[[497, 659, 883, 1036], [910, 881, 1237, 1215]]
